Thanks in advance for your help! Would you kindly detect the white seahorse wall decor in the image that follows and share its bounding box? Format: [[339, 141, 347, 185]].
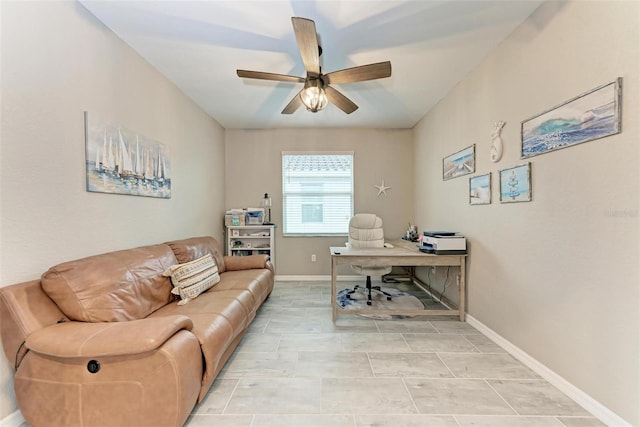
[[490, 121, 506, 163]]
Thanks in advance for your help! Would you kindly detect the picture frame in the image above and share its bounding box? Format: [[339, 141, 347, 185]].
[[443, 144, 475, 180], [85, 112, 171, 199], [521, 78, 622, 159], [232, 230, 240, 237], [469, 173, 491, 205], [499, 163, 531, 203]]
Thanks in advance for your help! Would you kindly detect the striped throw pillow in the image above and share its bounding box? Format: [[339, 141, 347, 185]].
[[163, 254, 220, 305]]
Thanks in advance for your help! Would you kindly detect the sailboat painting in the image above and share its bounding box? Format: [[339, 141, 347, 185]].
[[521, 78, 622, 159], [84, 112, 171, 199]]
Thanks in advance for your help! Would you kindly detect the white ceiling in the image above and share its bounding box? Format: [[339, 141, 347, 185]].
[[79, 0, 544, 129]]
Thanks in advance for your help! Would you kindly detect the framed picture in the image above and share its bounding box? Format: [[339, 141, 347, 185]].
[[521, 78, 622, 159], [85, 112, 171, 199], [469, 173, 491, 205], [443, 144, 475, 180], [500, 163, 531, 203], [232, 229, 240, 237]]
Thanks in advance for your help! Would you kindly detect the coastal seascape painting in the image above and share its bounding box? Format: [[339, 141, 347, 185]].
[[521, 78, 622, 158], [85, 112, 171, 198], [443, 144, 475, 180]]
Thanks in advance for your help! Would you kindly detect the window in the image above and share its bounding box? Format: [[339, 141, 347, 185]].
[[282, 152, 354, 236]]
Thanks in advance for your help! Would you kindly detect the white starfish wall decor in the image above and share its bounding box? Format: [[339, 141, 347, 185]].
[[374, 180, 391, 197]]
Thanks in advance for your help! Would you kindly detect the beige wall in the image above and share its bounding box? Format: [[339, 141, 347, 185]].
[[0, 1, 225, 419], [225, 128, 414, 276], [414, 1, 639, 425]]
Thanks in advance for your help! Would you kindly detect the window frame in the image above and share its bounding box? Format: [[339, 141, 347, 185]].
[[281, 151, 354, 237]]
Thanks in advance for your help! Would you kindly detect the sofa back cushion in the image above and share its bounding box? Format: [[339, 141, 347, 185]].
[[41, 244, 177, 322], [166, 236, 226, 273]]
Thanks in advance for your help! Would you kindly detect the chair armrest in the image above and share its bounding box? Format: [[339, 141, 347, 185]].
[[223, 255, 270, 271], [26, 315, 193, 358]]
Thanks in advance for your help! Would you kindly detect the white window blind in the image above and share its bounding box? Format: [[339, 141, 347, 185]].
[[282, 152, 354, 236]]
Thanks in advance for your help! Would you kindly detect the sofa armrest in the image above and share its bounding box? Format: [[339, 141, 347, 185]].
[[26, 315, 193, 358], [223, 254, 270, 271]]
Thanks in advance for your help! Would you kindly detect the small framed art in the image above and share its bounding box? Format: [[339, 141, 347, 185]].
[[469, 173, 491, 205], [499, 163, 531, 203], [443, 144, 475, 180]]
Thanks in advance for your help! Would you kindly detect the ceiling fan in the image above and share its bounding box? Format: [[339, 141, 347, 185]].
[[237, 17, 392, 115]]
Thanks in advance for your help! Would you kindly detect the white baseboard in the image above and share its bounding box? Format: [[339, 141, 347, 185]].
[[466, 315, 630, 427], [275, 275, 366, 282], [1, 410, 25, 427]]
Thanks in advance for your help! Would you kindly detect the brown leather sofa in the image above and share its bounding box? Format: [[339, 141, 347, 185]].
[[0, 236, 274, 427]]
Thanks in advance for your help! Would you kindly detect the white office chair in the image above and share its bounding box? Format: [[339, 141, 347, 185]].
[[345, 213, 394, 305]]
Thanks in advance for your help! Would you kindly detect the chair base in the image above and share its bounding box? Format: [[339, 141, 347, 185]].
[[346, 276, 393, 305]]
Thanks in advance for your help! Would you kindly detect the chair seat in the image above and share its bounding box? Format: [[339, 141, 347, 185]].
[[351, 265, 392, 276]]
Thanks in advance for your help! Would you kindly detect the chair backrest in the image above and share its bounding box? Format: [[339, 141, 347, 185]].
[[348, 214, 385, 249]]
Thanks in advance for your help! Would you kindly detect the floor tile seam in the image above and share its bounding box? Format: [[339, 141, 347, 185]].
[[483, 378, 521, 416], [443, 375, 544, 381], [431, 351, 484, 355], [401, 332, 480, 337], [272, 333, 284, 352], [427, 351, 455, 378], [371, 374, 456, 379], [229, 374, 393, 380], [452, 414, 568, 422], [398, 331, 413, 352], [237, 410, 469, 416], [220, 377, 243, 415], [400, 377, 425, 415], [462, 334, 486, 353], [245, 414, 358, 426], [296, 349, 369, 354], [436, 351, 543, 366], [365, 352, 376, 378], [401, 376, 531, 383]]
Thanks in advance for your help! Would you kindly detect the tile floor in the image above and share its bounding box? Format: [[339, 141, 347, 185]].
[[184, 280, 605, 427]]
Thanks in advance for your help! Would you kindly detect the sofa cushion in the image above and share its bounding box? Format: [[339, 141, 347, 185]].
[[41, 244, 177, 322], [148, 289, 254, 388], [166, 236, 226, 273], [212, 269, 273, 308], [163, 254, 220, 305]]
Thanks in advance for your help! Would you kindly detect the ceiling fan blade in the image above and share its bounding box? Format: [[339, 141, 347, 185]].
[[291, 17, 320, 76], [325, 86, 358, 114], [324, 61, 392, 85], [281, 90, 304, 114], [237, 70, 305, 83]]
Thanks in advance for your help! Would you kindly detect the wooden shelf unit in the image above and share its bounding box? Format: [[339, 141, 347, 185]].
[[226, 225, 275, 266]]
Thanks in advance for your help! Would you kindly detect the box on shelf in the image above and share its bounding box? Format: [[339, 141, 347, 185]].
[[224, 208, 246, 226], [245, 208, 264, 225]]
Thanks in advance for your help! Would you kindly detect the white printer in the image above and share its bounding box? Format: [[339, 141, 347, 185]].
[[419, 231, 467, 255]]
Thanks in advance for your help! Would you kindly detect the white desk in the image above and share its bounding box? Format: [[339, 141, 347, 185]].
[[330, 241, 466, 322]]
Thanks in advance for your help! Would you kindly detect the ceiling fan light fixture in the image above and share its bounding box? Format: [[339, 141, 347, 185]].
[[300, 79, 328, 113], [237, 17, 391, 115]]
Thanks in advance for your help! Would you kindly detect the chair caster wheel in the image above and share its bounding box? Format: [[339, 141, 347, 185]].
[[387, 297, 392, 301], [367, 301, 372, 306]]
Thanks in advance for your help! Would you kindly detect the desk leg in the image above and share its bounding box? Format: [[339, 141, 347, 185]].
[[459, 257, 466, 322], [331, 257, 338, 323]]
